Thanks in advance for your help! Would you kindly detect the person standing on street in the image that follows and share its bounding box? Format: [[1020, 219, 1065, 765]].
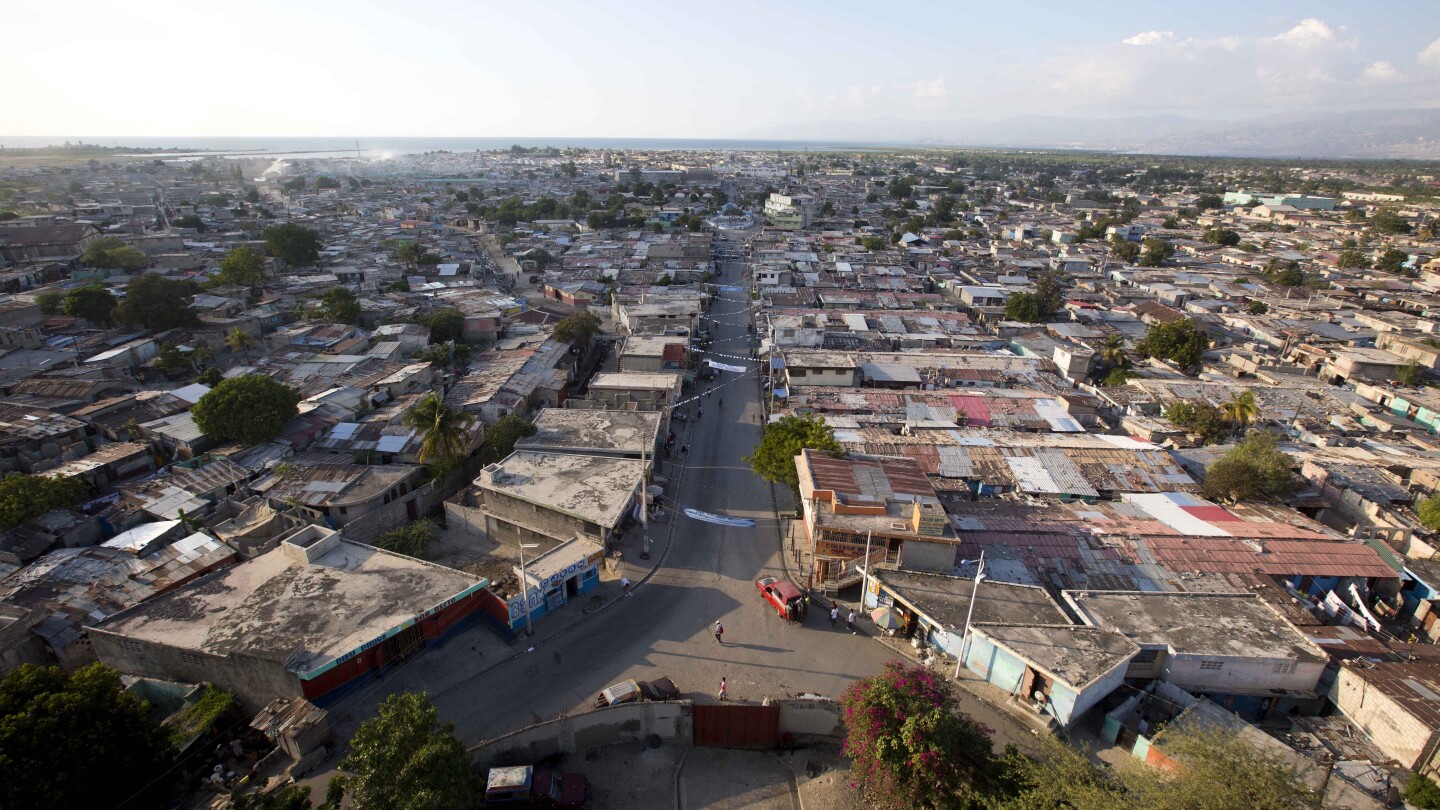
[[829, 603, 839, 628], [714, 620, 724, 644], [718, 677, 728, 702], [846, 610, 857, 634]]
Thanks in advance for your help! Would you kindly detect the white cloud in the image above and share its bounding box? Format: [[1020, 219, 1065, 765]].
[[1123, 31, 1174, 46], [1420, 37, 1440, 66], [1273, 18, 1352, 49], [1363, 61, 1399, 81], [907, 78, 948, 99]]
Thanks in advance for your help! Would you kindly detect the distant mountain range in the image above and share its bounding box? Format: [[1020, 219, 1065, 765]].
[[749, 108, 1440, 160]]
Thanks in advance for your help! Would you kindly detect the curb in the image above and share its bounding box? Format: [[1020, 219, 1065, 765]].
[[672, 746, 692, 810]]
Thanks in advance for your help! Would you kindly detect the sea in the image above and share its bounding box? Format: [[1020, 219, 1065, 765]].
[[0, 135, 915, 160]]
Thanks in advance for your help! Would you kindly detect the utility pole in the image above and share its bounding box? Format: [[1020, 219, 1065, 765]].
[[954, 551, 986, 680], [639, 432, 650, 560], [518, 542, 539, 637], [860, 529, 874, 607]]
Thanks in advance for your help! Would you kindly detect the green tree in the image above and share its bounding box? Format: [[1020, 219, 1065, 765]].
[[1221, 390, 1261, 430], [0, 663, 178, 810], [858, 235, 887, 251], [1201, 431, 1297, 503], [416, 308, 465, 344], [478, 413, 537, 465], [196, 366, 224, 386], [1419, 495, 1440, 532], [1102, 368, 1134, 386], [114, 274, 200, 331], [216, 245, 267, 287], [263, 223, 322, 266], [229, 784, 313, 810], [226, 327, 257, 362], [394, 239, 422, 269], [840, 661, 993, 810], [1138, 236, 1176, 267], [989, 736, 1126, 810], [0, 473, 88, 531], [1004, 292, 1045, 323], [1138, 318, 1208, 370], [1202, 227, 1241, 246], [1376, 247, 1410, 275], [172, 214, 207, 232], [1100, 334, 1129, 370], [192, 374, 301, 445], [62, 282, 117, 324], [35, 289, 64, 315], [316, 287, 360, 324], [1336, 247, 1371, 270], [339, 692, 478, 810], [1110, 237, 1141, 263], [373, 518, 439, 559], [1129, 724, 1318, 810], [552, 311, 602, 345], [1166, 401, 1229, 445], [402, 392, 477, 466], [152, 342, 195, 373], [1249, 300, 1269, 314], [1196, 193, 1224, 211], [744, 414, 844, 492], [1371, 207, 1412, 235], [1407, 774, 1440, 810], [82, 236, 147, 271], [1398, 361, 1427, 386]]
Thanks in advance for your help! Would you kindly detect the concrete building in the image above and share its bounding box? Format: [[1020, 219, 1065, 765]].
[[515, 409, 662, 460], [764, 193, 817, 230], [617, 335, 688, 373], [468, 451, 642, 548], [1333, 660, 1440, 777], [1064, 591, 1328, 719], [91, 525, 492, 710], [966, 624, 1138, 729], [585, 372, 683, 410]]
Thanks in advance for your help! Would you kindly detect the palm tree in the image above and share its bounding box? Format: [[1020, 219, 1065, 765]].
[[1100, 334, 1128, 369], [1221, 391, 1260, 431], [226, 327, 257, 362], [403, 392, 476, 465]]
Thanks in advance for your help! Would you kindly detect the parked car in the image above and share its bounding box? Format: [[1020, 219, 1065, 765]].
[[594, 676, 680, 708], [484, 765, 588, 808], [756, 576, 807, 621]]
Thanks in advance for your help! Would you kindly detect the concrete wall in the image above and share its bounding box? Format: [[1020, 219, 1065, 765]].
[[776, 698, 844, 740], [1162, 653, 1324, 696], [91, 628, 301, 712], [339, 480, 437, 544], [471, 701, 692, 767], [1334, 666, 1440, 772]]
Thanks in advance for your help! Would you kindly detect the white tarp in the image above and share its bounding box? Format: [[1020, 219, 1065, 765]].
[[683, 508, 755, 527], [705, 359, 748, 373]]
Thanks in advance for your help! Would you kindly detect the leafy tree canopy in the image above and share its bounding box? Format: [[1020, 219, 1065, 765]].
[[1137, 318, 1208, 371], [553, 311, 601, 345], [1137, 236, 1176, 267], [1371, 207, 1412, 236], [744, 414, 844, 491], [82, 236, 146, 270], [338, 692, 478, 810], [172, 214, 207, 232], [0, 663, 178, 810], [1376, 247, 1411, 275], [1202, 227, 1241, 246], [1166, 401, 1229, 445], [1418, 494, 1440, 531], [0, 473, 88, 531], [316, 287, 360, 324], [114, 274, 201, 331], [62, 282, 117, 324], [215, 245, 267, 287], [228, 784, 313, 810], [263, 223, 322, 266], [478, 413, 536, 465], [192, 374, 301, 445], [1407, 773, 1440, 809], [415, 308, 465, 344], [1249, 300, 1269, 314], [1201, 431, 1298, 503], [1004, 292, 1045, 323], [1110, 237, 1141, 263], [35, 289, 64, 315], [841, 661, 993, 809], [374, 518, 439, 559]]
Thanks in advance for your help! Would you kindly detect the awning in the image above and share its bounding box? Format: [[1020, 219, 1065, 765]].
[[772, 387, 789, 399]]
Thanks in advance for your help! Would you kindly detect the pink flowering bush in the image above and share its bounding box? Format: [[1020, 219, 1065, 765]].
[[839, 660, 993, 809]]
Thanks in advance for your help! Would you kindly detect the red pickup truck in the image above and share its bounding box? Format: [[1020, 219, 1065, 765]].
[[484, 765, 588, 808], [756, 576, 807, 621]]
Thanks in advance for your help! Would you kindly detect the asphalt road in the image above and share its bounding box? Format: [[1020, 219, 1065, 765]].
[[412, 232, 893, 745]]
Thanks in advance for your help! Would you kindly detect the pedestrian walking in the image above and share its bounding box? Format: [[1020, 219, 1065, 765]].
[[846, 610, 857, 634], [829, 604, 839, 628], [620, 575, 631, 595], [718, 677, 728, 701], [680, 444, 690, 457], [714, 621, 724, 644]]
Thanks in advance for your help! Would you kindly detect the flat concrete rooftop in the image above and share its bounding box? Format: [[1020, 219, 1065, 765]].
[[975, 624, 1139, 690], [516, 409, 661, 456], [97, 539, 482, 672], [481, 450, 642, 530], [875, 569, 1067, 630], [1062, 590, 1324, 662]]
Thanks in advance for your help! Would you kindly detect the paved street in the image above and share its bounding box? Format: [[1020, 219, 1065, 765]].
[[321, 232, 894, 747]]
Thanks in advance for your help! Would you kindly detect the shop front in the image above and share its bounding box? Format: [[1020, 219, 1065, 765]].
[[505, 536, 604, 631]]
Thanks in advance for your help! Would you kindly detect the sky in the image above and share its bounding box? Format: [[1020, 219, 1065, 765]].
[[4, 0, 1440, 139]]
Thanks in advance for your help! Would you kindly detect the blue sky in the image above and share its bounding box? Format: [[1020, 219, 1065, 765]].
[[3, 0, 1438, 137]]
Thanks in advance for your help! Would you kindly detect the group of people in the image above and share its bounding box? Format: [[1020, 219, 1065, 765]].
[[829, 603, 858, 634]]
